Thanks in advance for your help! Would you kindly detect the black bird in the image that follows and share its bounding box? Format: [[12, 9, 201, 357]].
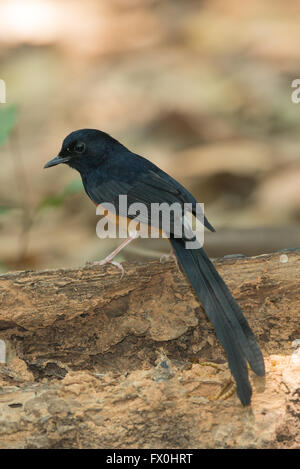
[[44, 129, 265, 405]]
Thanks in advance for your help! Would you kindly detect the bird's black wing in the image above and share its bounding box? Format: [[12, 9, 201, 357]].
[[150, 168, 215, 232], [83, 153, 214, 232], [84, 177, 132, 206], [114, 168, 212, 236]]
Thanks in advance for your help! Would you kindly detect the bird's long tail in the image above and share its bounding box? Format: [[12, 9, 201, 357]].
[[169, 237, 265, 405]]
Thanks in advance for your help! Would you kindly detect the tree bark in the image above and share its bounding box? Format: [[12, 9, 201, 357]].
[[0, 249, 299, 449]]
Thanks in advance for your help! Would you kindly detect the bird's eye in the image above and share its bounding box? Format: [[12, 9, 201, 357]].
[[66, 146, 71, 153], [74, 142, 86, 153]]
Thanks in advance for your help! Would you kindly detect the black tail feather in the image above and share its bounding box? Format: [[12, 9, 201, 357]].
[[170, 237, 265, 406]]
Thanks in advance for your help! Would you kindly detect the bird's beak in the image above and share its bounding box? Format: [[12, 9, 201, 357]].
[[44, 155, 70, 168]]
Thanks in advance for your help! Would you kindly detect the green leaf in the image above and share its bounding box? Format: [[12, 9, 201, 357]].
[[0, 105, 18, 146]]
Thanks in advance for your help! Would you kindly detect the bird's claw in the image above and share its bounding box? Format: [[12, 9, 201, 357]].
[[160, 252, 180, 271], [92, 259, 125, 279], [160, 253, 170, 264]]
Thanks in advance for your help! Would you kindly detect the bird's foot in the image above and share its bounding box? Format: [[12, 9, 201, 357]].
[[92, 258, 125, 279], [160, 251, 180, 271], [89, 235, 138, 279]]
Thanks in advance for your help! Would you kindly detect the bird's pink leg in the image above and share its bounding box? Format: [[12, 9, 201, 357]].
[[92, 233, 137, 278]]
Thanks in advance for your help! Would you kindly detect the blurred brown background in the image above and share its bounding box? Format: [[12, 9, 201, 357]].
[[0, 0, 299, 273]]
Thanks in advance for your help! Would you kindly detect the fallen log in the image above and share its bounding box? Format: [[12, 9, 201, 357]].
[[0, 249, 299, 448]]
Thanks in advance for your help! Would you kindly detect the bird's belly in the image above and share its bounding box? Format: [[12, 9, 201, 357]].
[[96, 203, 164, 238]]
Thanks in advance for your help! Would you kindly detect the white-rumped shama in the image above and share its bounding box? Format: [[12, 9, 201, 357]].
[[44, 129, 265, 406]]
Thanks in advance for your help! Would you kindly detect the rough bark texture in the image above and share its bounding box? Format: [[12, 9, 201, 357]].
[[0, 249, 299, 449]]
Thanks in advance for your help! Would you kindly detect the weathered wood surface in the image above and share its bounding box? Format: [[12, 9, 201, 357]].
[[0, 249, 299, 448]]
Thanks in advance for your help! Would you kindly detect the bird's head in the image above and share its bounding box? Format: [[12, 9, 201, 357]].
[[44, 129, 120, 173]]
